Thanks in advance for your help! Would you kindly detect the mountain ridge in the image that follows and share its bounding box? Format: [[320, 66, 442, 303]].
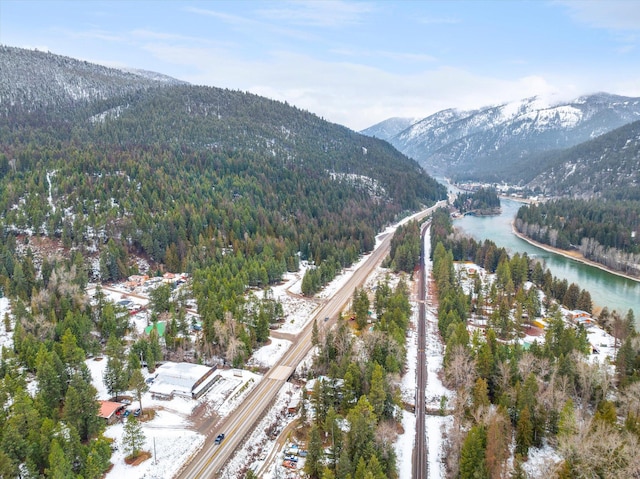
[[362, 93, 640, 183], [0, 45, 446, 278]]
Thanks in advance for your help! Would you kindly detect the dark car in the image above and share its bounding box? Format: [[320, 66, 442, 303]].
[[133, 408, 141, 417], [214, 433, 225, 445]]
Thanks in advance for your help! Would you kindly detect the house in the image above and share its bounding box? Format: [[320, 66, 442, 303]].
[[149, 361, 219, 400], [569, 310, 591, 322], [144, 321, 166, 337], [287, 397, 301, 415], [98, 400, 126, 424]]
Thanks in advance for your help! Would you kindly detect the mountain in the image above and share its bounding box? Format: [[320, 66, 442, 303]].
[[0, 46, 445, 284], [526, 119, 640, 198], [360, 117, 417, 141], [363, 93, 640, 183], [0, 45, 184, 116]]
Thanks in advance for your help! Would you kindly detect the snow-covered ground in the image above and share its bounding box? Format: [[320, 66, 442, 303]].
[[426, 415, 454, 479], [396, 411, 416, 479], [0, 207, 446, 479], [0, 297, 12, 352], [246, 337, 292, 370], [86, 357, 262, 479]]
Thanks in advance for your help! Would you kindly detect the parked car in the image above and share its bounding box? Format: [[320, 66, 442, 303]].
[[133, 408, 141, 417], [283, 460, 297, 469], [214, 433, 225, 445], [123, 410, 131, 418]]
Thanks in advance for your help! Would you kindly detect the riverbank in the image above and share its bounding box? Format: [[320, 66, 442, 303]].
[[511, 225, 640, 285]]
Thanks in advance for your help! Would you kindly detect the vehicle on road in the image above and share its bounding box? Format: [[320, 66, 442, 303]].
[[214, 433, 225, 445]]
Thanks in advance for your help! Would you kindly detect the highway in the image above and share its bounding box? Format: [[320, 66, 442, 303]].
[[176, 201, 445, 479]]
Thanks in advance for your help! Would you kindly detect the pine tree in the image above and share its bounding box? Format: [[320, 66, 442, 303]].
[[324, 407, 342, 470], [63, 372, 103, 441], [515, 407, 533, 457], [129, 368, 149, 416], [312, 319, 319, 347], [305, 425, 324, 479], [368, 363, 386, 419], [336, 447, 353, 479], [46, 439, 73, 479], [367, 454, 386, 479], [353, 457, 368, 479], [123, 415, 146, 459], [459, 425, 488, 479], [557, 398, 577, 438]]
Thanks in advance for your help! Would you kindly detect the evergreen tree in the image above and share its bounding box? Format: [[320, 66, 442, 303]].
[[336, 447, 353, 479], [45, 439, 74, 479], [122, 415, 146, 459], [459, 425, 488, 479], [305, 425, 324, 479], [63, 371, 103, 441], [515, 407, 533, 457], [103, 335, 128, 401], [129, 368, 149, 415], [368, 363, 386, 419], [353, 288, 370, 330]]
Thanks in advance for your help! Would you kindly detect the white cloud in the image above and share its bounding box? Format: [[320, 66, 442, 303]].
[[142, 42, 597, 131], [130, 29, 215, 45], [558, 0, 640, 31], [55, 27, 124, 43], [256, 0, 375, 27], [184, 6, 256, 26], [418, 15, 461, 25], [329, 47, 436, 63], [184, 5, 317, 43]]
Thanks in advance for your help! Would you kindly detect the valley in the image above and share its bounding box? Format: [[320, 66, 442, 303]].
[[2, 38, 640, 479]]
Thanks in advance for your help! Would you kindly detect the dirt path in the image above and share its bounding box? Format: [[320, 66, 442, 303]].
[[256, 418, 300, 476]]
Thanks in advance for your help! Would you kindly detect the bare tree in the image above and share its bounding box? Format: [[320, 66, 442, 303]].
[[558, 419, 640, 478]]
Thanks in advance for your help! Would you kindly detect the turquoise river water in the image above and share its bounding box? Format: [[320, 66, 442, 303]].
[[452, 197, 640, 318]]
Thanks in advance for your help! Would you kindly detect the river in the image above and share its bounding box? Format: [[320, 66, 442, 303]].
[[449, 193, 640, 318]]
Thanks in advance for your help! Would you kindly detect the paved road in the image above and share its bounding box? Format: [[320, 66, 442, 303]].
[[176, 202, 445, 479], [413, 224, 430, 479]]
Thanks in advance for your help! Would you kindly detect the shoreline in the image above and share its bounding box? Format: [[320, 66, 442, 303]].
[[511, 224, 640, 285]]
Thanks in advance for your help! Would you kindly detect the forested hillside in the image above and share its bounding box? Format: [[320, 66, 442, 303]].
[[515, 199, 640, 277], [526, 120, 640, 198], [0, 47, 446, 476], [0, 46, 446, 358]]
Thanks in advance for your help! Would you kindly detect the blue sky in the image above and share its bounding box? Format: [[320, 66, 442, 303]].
[[2, 0, 640, 130]]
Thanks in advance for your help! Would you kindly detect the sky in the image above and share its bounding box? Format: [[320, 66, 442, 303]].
[[2, 0, 640, 131]]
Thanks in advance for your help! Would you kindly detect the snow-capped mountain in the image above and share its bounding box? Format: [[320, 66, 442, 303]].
[[0, 45, 184, 114], [360, 117, 418, 141], [363, 93, 640, 182]]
